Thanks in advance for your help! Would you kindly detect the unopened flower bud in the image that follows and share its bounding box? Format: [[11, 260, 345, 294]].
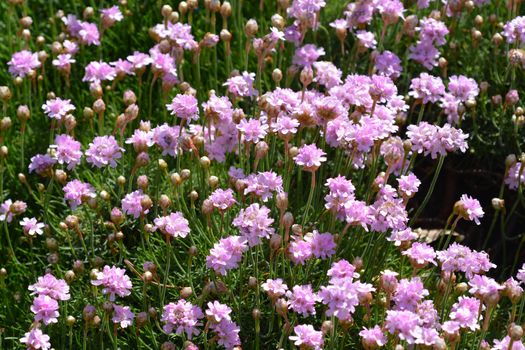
[[245, 19, 258, 37], [180, 286, 192, 299]]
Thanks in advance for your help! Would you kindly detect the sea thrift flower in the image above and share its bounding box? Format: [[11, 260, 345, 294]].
[[244, 171, 284, 201], [392, 277, 429, 311], [161, 300, 204, 338], [287, 284, 319, 316], [100, 6, 123, 28], [468, 275, 504, 301], [409, 73, 445, 104], [356, 30, 377, 49], [324, 175, 356, 218], [397, 173, 421, 198], [206, 236, 248, 275], [78, 22, 100, 45], [304, 231, 336, 259], [121, 190, 149, 218], [0, 199, 26, 223], [402, 242, 437, 268], [437, 243, 495, 278], [448, 75, 479, 102], [153, 212, 190, 238], [20, 328, 51, 350], [19, 217, 45, 237], [262, 278, 289, 299], [212, 319, 242, 349], [52, 54, 76, 72], [125, 129, 154, 152], [447, 296, 482, 331], [374, 51, 402, 79], [293, 44, 325, 67], [288, 235, 314, 265], [384, 310, 420, 344], [406, 122, 468, 159], [91, 265, 132, 301], [83, 61, 116, 83], [289, 324, 324, 350], [205, 301, 232, 323], [237, 118, 268, 143], [208, 188, 237, 211], [360, 325, 387, 348], [28, 274, 70, 301], [166, 94, 199, 121], [223, 71, 258, 98], [85, 135, 123, 168], [42, 98, 76, 120], [313, 61, 342, 88], [63, 180, 96, 209], [31, 295, 59, 325], [112, 305, 134, 328], [28, 154, 57, 176], [456, 194, 484, 225], [294, 144, 327, 171], [53, 134, 82, 169], [152, 124, 183, 157], [233, 203, 274, 246], [7, 50, 41, 77]]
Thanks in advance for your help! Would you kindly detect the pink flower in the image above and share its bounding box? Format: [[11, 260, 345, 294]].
[[289, 324, 324, 350], [409, 73, 445, 104], [402, 242, 437, 268], [205, 301, 232, 323], [397, 173, 421, 198], [53, 134, 82, 169], [288, 235, 313, 265], [385, 310, 420, 344], [122, 190, 148, 219], [448, 75, 479, 102], [0, 199, 27, 222], [19, 217, 45, 237], [392, 277, 429, 311], [100, 6, 123, 28], [305, 230, 336, 259], [360, 325, 387, 348], [262, 278, 289, 299], [91, 265, 132, 301], [63, 180, 96, 209], [125, 129, 154, 152], [287, 284, 319, 316], [28, 154, 57, 176], [161, 300, 204, 338], [223, 71, 258, 98], [233, 203, 274, 246], [85, 135, 123, 168], [356, 30, 377, 49], [468, 275, 503, 301], [293, 44, 325, 67], [153, 212, 190, 238], [210, 319, 241, 349], [457, 194, 484, 225], [112, 304, 134, 328], [31, 295, 59, 325], [52, 54, 76, 72], [244, 171, 283, 201], [20, 328, 51, 350], [448, 296, 482, 331], [152, 124, 184, 157], [294, 144, 327, 171], [237, 118, 268, 143], [78, 22, 100, 45], [166, 94, 199, 121], [206, 236, 248, 275], [28, 273, 70, 301], [208, 188, 237, 211], [7, 50, 41, 78], [83, 61, 116, 83]]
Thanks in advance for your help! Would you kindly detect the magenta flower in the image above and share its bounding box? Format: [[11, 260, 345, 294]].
[[54, 134, 82, 170], [153, 212, 190, 238], [206, 236, 248, 275], [166, 94, 199, 121], [313, 61, 342, 89], [122, 190, 148, 219], [28, 273, 70, 301], [125, 129, 154, 152], [305, 231, 336, 259], [83, 61, 116, 83], [205, 301, 232, 323], [52, 54, 76, 72], [375, 50, 402, 79], [385, 310, 420, 344], [7, 50, 41, 78], [208, 188, 237, 211], [262, 278, 289, 299], [31, 295, 59, 325], [28, 154, 57, 176], [244, 171, 284, 201], [457, 194, 484, 225], [232, 203, 274, 246], [294, 144, 327, 171], [63, 180, 96, 209], [289, 324, 324, 350], [211, 319, 241, 349], [293, 44, 325, 67], [19, 217, 45, 237], [152, 124, 182, 157], [237, 118, 268, 143], [409, 73, 445, 104], [100, 6, 123, 29], [112, 304, 134, 328], [85, 135, 123, 168], [78, 22, 100, 45], [287, 284, 319, 317], [436, 243, 495, 278], [360, 325, 387, 348], [223, 71, 258, 98], [20, 328, 51, 350], [392, 277, 429, 311], [447, 296, 482, 331], [397, 173, 421, 199], [468, 275, 504, 301], [161, 300, 204, 338], [0, 199, 27, 222], [91, 265, 132, 301], [402, 242, 437, 268]]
